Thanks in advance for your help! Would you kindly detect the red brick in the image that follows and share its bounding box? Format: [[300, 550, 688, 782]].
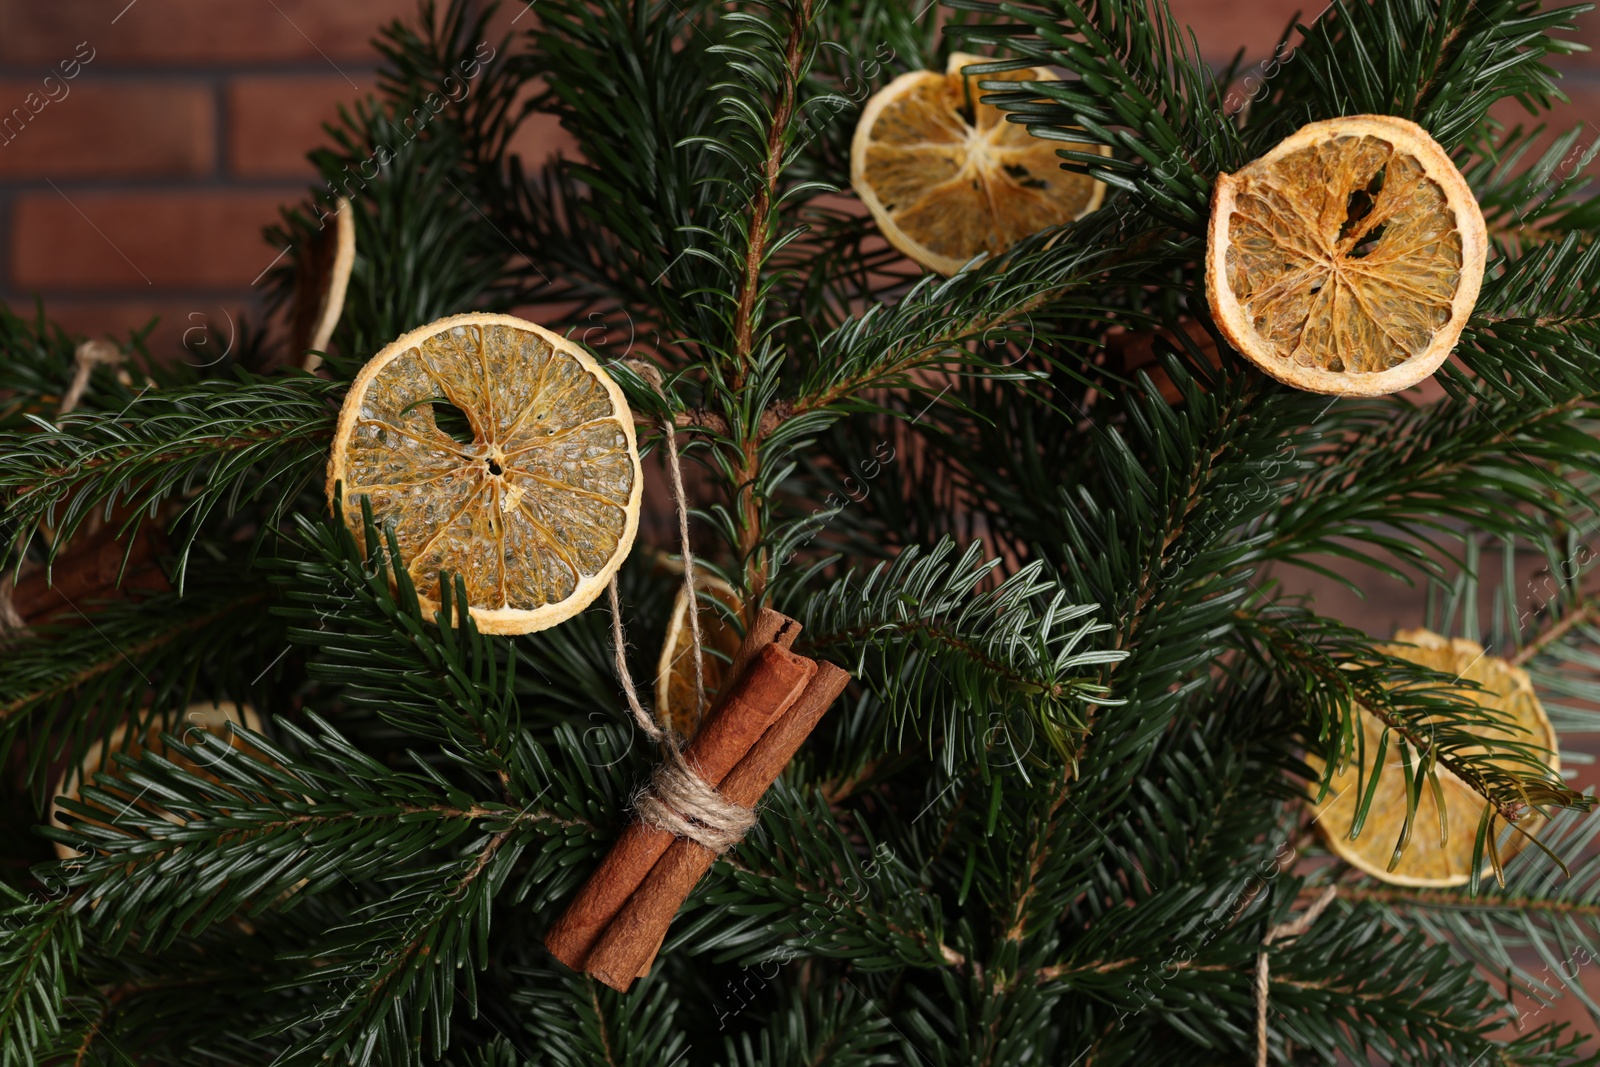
[[0, 80, 212, 178], [1167, 0, 1304, 61], [12, 191, 298, 289], [0, 0, 415, 64], [228, 73, 574, 178], [227, 75, 376, 177]]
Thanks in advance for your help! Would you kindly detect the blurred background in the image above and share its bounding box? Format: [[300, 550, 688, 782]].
[[0, 0, 1595, 357], [3, 0, 1600, 1040]]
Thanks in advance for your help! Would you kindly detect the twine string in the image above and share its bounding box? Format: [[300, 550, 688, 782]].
[[624, 358, 706, 729], [1255, 884, 1339, 1066], [658, 411, 707, 727], [608, 576, 662, 745], [604, 361, 749, 852], [58, 340, 124, 417]]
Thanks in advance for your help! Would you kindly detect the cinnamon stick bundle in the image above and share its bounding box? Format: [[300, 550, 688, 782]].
[[545, 607, 850, 991], [543, 609, 813, 969], [585, 662, 851, 990]]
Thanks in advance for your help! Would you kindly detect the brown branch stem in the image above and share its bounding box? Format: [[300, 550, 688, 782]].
[[1512, 597, 1600, 667], [0, 594, 270, 722]]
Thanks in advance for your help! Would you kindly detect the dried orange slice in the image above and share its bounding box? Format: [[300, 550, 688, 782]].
[[851, 53, 1108, 276], [292, 196, 355, 374], [654, 568, 743, 738], [1305, 629, 1558, 887], [51, 701, 263, 860], [1207, 115, 1487, 396], [327, 312, 641, 636]]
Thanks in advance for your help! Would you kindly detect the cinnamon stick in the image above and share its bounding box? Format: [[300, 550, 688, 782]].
[[544, 612, 811, 970], [721, 608, 796, 703], [586, 662, 852, 991]]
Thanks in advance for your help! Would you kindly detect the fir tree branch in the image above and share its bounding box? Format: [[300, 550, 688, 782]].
[[1347, 808, 1600, 1027], [0, 888, 81, 1067], [716, 984, 899, 1067], [792, 221, 1138, 421], [1467, 122, 1600, 243], [0, 592, 268, 726], [1263, 393, 1600, 584], [10, 0, 1600, 1059], [1343, 885, 1600, 916], [729, 0, 815, 382], [0, 559, 286, 811], [0, 302, 181, 432], [703, 0, 827, 602], [277, 833, 520, 1065], [1242, 609, 1590, 830], [0, 376, 339, 587], [279, 506, 560, 801], [799, 539, 1124, 770]]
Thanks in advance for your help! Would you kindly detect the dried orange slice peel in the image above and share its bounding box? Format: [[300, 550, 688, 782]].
[[851, 53, 1108, 276], [1207, 115, 1487, 396], [328, 312, 641, 635], [1305, 629, 1558, 887], [654, 568, 743, 738], [294, 196, 355, 374]]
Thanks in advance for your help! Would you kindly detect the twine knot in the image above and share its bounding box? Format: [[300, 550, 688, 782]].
[[633, 747, 758, 852], [623, 357, 665, 394]]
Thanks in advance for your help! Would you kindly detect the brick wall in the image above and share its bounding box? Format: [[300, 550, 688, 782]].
[[0, 0, 427, 356], [0, 0, 1595, 358]]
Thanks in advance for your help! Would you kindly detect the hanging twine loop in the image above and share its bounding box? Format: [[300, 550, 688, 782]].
[[58, 340, 124, 417], [605, 357, 750, 852], [625, 358, 707, 727], [1255, 884, 1338, 1066]]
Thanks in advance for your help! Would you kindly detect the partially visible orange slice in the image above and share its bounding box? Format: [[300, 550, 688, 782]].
[[851, 53, 1108, 276], [654, 569, 743, 738], [1207, 115, 1487, 396], [327, 312, 642, 636], [292, 197, 355, 374], [51, 701, 264, 860], [1305, 629, 1558, 887]]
